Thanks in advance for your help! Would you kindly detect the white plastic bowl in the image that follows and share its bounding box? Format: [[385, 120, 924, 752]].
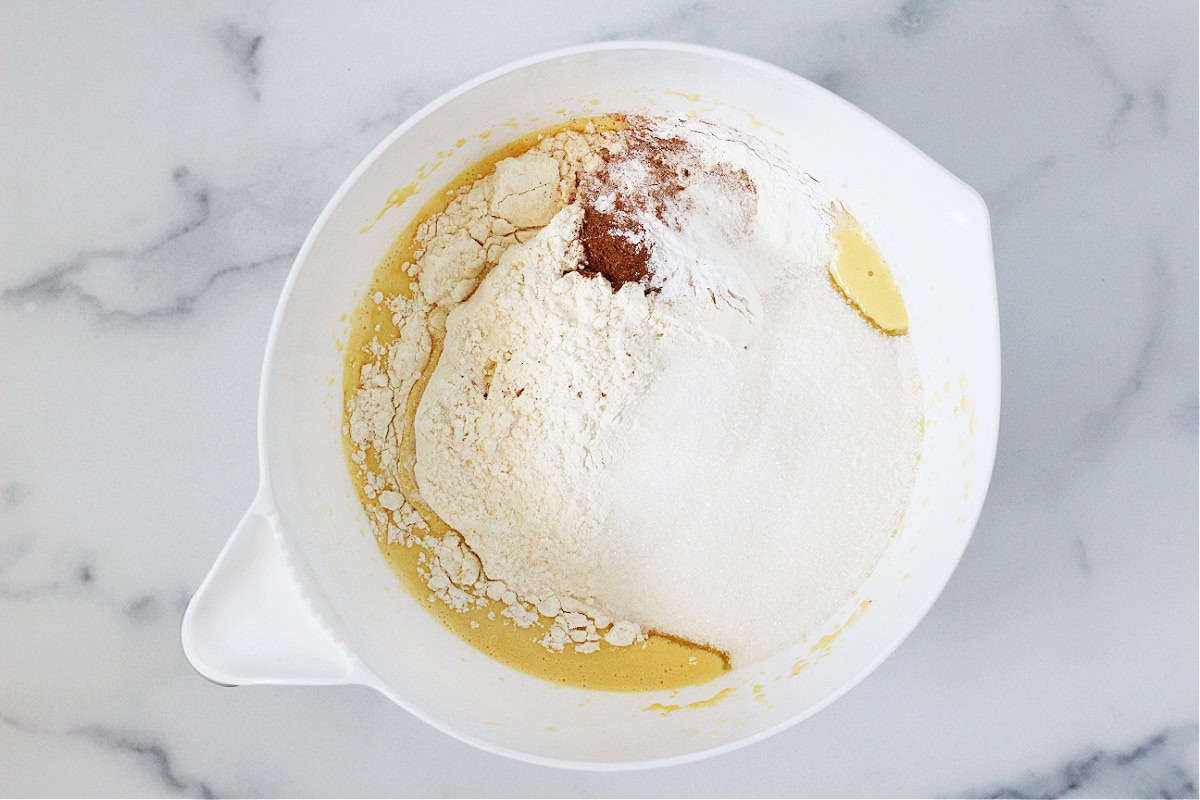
[[181, 41, 999, 770]]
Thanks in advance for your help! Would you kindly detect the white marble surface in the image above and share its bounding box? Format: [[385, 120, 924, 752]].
[[1, 1, 1196, 796]]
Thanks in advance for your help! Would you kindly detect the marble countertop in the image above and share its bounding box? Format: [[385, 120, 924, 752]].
[[1, 1, 1196, 796]]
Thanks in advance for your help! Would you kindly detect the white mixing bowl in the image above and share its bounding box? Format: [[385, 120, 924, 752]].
[[181, 41, 999, 769]]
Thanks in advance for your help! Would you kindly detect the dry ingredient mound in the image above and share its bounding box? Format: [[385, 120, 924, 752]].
[[348, 116, 922, 667]]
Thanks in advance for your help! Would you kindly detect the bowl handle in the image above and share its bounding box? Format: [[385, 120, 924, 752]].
[[181, 500, 368, 687]]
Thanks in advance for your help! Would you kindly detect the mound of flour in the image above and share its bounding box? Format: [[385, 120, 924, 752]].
[[412, 117, 923, 666]]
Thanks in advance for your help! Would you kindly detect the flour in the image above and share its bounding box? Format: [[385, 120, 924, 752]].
[[348, 124, 646, 650], [414, 205, 704, 642], [347, 291, 430, 495], [349, 116, 923, 667]]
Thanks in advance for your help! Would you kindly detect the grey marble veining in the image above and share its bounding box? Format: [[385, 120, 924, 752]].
[[0, 0, 1195, 796], [971, 725, 1198, 800]]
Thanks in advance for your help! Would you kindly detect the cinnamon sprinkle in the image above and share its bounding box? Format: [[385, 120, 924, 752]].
[[576, 119, 757, 291]]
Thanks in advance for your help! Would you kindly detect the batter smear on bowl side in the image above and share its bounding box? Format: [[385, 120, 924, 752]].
[[343, 115, 923, 691]]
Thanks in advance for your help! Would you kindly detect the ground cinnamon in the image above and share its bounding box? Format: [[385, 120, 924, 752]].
[[576, 120, 755, 290], [579, 207, 653, 289]]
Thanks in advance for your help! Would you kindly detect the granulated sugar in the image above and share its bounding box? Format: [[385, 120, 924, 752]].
[[574, 119, 924, 664]]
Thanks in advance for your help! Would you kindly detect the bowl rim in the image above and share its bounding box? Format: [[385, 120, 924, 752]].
[[255, 39, 1001, 771]]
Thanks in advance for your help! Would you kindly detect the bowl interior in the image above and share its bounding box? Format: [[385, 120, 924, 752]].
[[261, 44, 998, 767]]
